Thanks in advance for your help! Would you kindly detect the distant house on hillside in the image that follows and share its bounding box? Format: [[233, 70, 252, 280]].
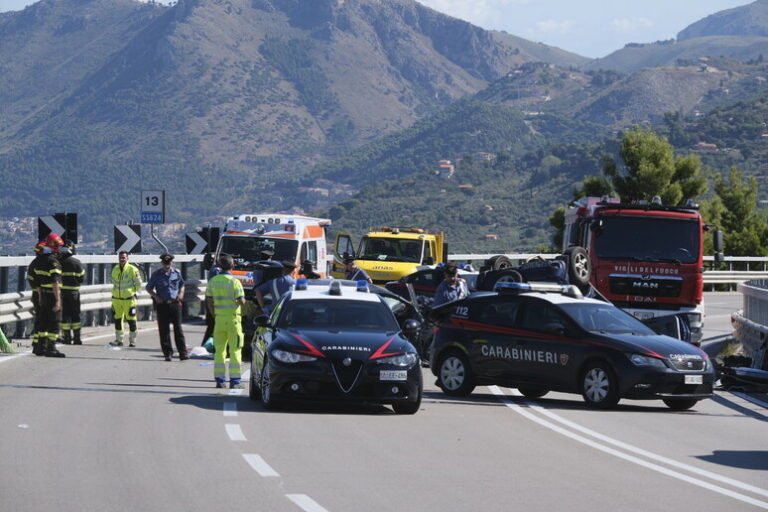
[[693, 141, 718, 152], [483, 234, 498, 240], [436, 159, 455, 178]]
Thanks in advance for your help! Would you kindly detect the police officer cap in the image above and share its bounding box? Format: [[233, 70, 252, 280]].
[[281, 259, 297, 269], [160, 253, 174, 263], [259, 249, 275, 258], [343, 255, 356, 264]]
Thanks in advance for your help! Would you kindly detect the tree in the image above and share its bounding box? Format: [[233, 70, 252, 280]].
[[706, 168, 768, 256], [602, 126, 707, 204]]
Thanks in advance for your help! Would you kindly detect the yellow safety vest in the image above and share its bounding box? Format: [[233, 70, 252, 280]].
[[111, 263, 142, 299], [206, 273, 244, 317]]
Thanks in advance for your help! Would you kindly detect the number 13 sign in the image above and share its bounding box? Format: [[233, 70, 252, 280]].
[[141, 190, 165, 224]]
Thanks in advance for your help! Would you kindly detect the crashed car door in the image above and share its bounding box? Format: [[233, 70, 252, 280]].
[[332, 233, 355, 279]]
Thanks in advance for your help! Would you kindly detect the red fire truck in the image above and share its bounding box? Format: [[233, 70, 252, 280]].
[[562, 197, 723, 345]]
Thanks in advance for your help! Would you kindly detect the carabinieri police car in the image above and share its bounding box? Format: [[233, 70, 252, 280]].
[[249, 279, 423, 414], [429, 282, 715, 410]]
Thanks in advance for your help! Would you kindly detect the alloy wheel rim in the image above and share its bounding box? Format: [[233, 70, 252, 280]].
[[573, 253, 589, 279], [441, 357, 465, 390], [584, 368, 608, 402], [261, 367, 271, 403]]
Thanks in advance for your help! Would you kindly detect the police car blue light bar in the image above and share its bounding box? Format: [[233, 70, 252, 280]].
[[295, 277, 308, 291], [494, 281, 583, 298], [356, 280, 369, 292]]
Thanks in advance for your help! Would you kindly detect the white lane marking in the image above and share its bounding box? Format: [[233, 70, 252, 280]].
[[488, 386, 768, 509], [731, 391, 768, 409], [228, 389, 243, 396], [225, 424, 246, 441], [503, 388, 768, 498], [223, 402, 238, 417], [243, 454, 279, 477], [286, 494, 330, 512]]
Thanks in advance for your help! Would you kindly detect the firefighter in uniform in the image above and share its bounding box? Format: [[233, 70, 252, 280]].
[[110, 251, 142, 347], [59, 240, 85, 345], [205, 254, 246, 389], [34, 234, 66, 358], [27, 242, 47, 356]]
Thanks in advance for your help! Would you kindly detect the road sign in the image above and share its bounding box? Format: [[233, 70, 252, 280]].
[[141, 190, 165, 224], [185, 232, 207, 254], [38, 213, 77, 242], [203, 226, 220, 253], [114, 225, 142, 253]]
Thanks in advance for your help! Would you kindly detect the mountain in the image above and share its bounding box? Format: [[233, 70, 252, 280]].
[[0, 0, 587, 243], [583, 1, 768, 73]]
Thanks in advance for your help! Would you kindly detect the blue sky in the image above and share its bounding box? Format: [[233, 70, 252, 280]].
[[0, 0, 753, 58]]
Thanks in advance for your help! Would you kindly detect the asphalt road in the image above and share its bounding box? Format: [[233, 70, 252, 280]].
[[1, 292, 766, 512]]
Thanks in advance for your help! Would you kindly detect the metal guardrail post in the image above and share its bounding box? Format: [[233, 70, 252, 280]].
[[181, 262, 190, 318], [98, 264, 107, 326], [84, 263, 94, 327], [15, 265, 27, 338]]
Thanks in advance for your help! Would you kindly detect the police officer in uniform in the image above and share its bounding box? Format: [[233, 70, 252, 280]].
[[110, 251, 142, 347], [344, 256, 372, 284], [34, 234, 66, 358], [253, 260, 296, 314], [433, 262, 469, 307], [146, 253, 188, 361], [27, 242, 47, 356], [59, 240, 85, 345]]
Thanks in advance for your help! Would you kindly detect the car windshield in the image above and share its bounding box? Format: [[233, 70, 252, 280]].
[[358, 237, 424, 263], [594, 215, 699, 264], [220, 236, 298, 270], [278, 299, 400, 331], [559, 303, 656, 335]]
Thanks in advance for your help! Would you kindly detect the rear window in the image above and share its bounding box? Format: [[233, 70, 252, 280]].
[[278, 299, 399, 331]]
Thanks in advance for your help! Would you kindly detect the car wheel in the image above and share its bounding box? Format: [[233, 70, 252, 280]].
[[518, 387, 549, 399], [581, 361, 619, 408], [437, 351, 475, 396], [662, 398, 699, 411], [486, 255, 513, 270], [564, 247, 591, 287], [260, 362, 281, 410], [392, 387, 422, 415], [248, 361, 261, 401], [489, 269, 523, 289]]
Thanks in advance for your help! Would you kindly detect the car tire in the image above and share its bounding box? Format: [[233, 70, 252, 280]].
[[563, 247, 591, 287], [249, 361, 261, 401], [486, 255, 513, 270], [662, 398, 699, 411], [392, 388, 422, 415], [437, 351, 475, 396], [260, 362, 281, 410], [518, 387, 549, 399], [489, 269, 523, 289], [581, 361, 619, 408]]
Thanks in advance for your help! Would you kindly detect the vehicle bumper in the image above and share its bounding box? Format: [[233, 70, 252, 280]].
[[267, 360, 422, 404], [619, 368, 715, 399]]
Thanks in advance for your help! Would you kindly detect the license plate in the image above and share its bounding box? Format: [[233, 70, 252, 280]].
[[380, 370, 407, 381], [684, 375, 703, 385], [633, 311, 655, 320]]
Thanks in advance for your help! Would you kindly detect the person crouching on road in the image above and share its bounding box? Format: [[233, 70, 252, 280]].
[[433, 262, 469, 307], [146, 253, 188, 361], [253, 260, 296, 315], [110, 251, 142, 347], [206, 254, 246, 389]]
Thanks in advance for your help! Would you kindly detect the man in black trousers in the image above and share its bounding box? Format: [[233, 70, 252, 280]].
[[146, 254, 188, 361]]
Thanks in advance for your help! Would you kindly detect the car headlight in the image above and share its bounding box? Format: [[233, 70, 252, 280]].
[[627, 353, 667, 369], [271, 349, 317, 364], [375, 353, 418, 367]]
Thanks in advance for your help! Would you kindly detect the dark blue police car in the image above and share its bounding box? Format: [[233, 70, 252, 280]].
[[429, 282, 715, 410], [249, 279, 423, 414]]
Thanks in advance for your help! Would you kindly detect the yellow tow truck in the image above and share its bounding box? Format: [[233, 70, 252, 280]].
[[331, 227, 446, 284]]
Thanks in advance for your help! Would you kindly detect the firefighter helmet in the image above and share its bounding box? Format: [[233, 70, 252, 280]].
[[45, 233, 64, 249]]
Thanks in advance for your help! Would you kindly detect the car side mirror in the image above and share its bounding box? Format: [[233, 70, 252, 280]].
[[403, 318, 421, 335], [544, 322, 565, 335]]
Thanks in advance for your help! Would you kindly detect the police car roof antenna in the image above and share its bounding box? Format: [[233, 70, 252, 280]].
[[150, 224, 168, 254]]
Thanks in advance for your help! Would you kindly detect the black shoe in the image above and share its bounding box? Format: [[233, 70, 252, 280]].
[[61, 337, 72, 345], [215, 382, 227, 389], [44, 342, 65, 358], [73, 340, 82, 345], [164, 354, 172, 361], [179, 350, 189, 361]]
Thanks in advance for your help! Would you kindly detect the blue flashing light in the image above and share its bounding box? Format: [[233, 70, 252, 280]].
[[435, 262, 445, 268], [295, 278, 308, 291], [458, 263, 467, 270], [287, 218, 295, 224], [494, 282, 530, 293], [356, 280, 369, 292]]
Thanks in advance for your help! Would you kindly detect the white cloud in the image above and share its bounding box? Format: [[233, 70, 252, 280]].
[[417, 0, 530, 28], [611, 17, 654, 34]]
